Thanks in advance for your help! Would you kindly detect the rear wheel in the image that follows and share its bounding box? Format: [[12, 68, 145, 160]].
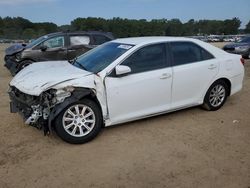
[[55, 99, 102, 144], [202, 80, 229, 111]]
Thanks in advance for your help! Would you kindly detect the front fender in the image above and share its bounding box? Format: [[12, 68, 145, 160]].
[[48, 88, 93, 132]]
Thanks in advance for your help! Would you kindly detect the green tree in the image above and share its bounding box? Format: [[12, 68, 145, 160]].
[[165, 19, 183, 36], [0, 16, 244, 39], [245, 20, 250, 34], [22, 28, 36, 39], [222, 17, 241, 34], [59, 25, 72, 32], [0, 17, 4, 37]]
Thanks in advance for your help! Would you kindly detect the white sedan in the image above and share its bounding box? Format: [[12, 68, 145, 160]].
[[9, 37, 245, 144]]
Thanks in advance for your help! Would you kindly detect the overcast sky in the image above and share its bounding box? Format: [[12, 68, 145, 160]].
[[0, 0, 249, 28]]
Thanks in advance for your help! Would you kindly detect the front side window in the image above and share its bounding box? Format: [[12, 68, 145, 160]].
[[42, 36, 65, 49], [122, 43, 167, 74], [170, 42, 214, 66], [70, 36, 90, 46], [27, 35, 48, 48], [74, 42, 134, 73]]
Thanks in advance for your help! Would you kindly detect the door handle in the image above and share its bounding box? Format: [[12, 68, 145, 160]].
[[57, 47, 67, 52], [160, 73, 171, 79], [208, 64, 217, 70]]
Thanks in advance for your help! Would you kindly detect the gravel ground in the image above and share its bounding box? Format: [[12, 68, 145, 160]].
[[0, 43, 249, 188]]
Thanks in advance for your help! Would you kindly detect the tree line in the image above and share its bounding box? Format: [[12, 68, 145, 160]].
[[0, 16, 249, 40]]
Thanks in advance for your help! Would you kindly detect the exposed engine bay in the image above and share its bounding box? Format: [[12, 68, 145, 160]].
[[9, 86, 73, 134]]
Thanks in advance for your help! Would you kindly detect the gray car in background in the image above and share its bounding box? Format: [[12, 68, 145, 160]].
[[4, 31, 114, 75], [223, 36, 250, 59]]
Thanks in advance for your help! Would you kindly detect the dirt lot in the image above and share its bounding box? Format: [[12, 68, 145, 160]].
[[0, 43, 249, 188]]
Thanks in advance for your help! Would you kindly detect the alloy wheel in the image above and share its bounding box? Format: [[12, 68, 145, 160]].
[[62, 104, 96, 137], [209, 85, 226, 107]]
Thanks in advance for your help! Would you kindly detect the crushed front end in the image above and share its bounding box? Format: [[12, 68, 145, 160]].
[[8, 86, 71, 135], [4, 55, 19, 76]]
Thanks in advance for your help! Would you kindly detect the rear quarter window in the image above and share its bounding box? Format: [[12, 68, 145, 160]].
[[70, 36, 90, 46]]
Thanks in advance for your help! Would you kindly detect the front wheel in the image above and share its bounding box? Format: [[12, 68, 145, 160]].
[[55, 99, 102, 144], [17, 60, 33, 73], [202, 80, 229, 111]]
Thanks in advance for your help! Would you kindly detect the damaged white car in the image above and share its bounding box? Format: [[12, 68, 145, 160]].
[[9, 37, 244, 144]]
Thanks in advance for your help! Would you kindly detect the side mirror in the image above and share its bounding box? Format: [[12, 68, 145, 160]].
[[115, 65, 131, 76], [40, 45, 47, 51]]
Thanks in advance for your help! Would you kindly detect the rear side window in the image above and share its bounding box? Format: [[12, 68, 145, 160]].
[[170, 42, 214, 66], [122, 43, 168, 74], [92, 35, 111, 45], [70, 36, 90, 46]]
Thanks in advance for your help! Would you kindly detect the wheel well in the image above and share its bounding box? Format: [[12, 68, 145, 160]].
[[18, 59, 35, 68], [82, 94, 101, 108], [215, 78, 231, 96], [20, 59, 35, 63], [49, 88, 105, 131], [80, 93, 105, 127]]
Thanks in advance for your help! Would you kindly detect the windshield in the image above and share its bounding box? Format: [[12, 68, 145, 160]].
[[26, 35, 48, 48], [73, 42, 134, 73]]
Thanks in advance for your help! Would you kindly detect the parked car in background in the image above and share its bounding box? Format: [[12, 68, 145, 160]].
[[9, 37, 244, 144], [207, 35, 223, 42], [4, 31, 114, 75], [223, 36, 250, 59], [223, 37, 235, 42]]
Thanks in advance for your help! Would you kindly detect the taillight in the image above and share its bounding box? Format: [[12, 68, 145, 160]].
[[240, 58, 245, 65]]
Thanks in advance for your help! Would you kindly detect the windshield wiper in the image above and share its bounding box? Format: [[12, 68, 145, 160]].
[[70, 58, 87, 71]]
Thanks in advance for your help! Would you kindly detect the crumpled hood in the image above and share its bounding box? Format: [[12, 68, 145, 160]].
[[10, 61, 93, 96], [224, 42, 250, 48], [5, 43, 26, 55]]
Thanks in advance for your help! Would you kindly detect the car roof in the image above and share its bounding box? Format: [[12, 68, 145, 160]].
[[113, 36, 201, 45], [46, 31, 114, 38], [113, 36, 229, 57]]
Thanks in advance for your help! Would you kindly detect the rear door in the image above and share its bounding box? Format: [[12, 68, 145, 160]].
[[170, 41, 219, 108]]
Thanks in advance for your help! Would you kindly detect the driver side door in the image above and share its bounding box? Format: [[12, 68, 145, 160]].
[[105, 43, 173, 125], [34, 35, 67, 61]]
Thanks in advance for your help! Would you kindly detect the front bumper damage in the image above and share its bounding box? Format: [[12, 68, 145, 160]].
[[8, 86, 92, 136], [8, 86, 53, 135], [4, 55, 19, 76]]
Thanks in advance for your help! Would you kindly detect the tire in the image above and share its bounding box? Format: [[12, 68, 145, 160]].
[[242, 51, 250, 59], [17, 60, 33, 73], [202, 80, 229, 111], [55, 99, 102, 144]]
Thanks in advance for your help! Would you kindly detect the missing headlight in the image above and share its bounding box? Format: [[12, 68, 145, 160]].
[[55, 89, 72, 104]]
